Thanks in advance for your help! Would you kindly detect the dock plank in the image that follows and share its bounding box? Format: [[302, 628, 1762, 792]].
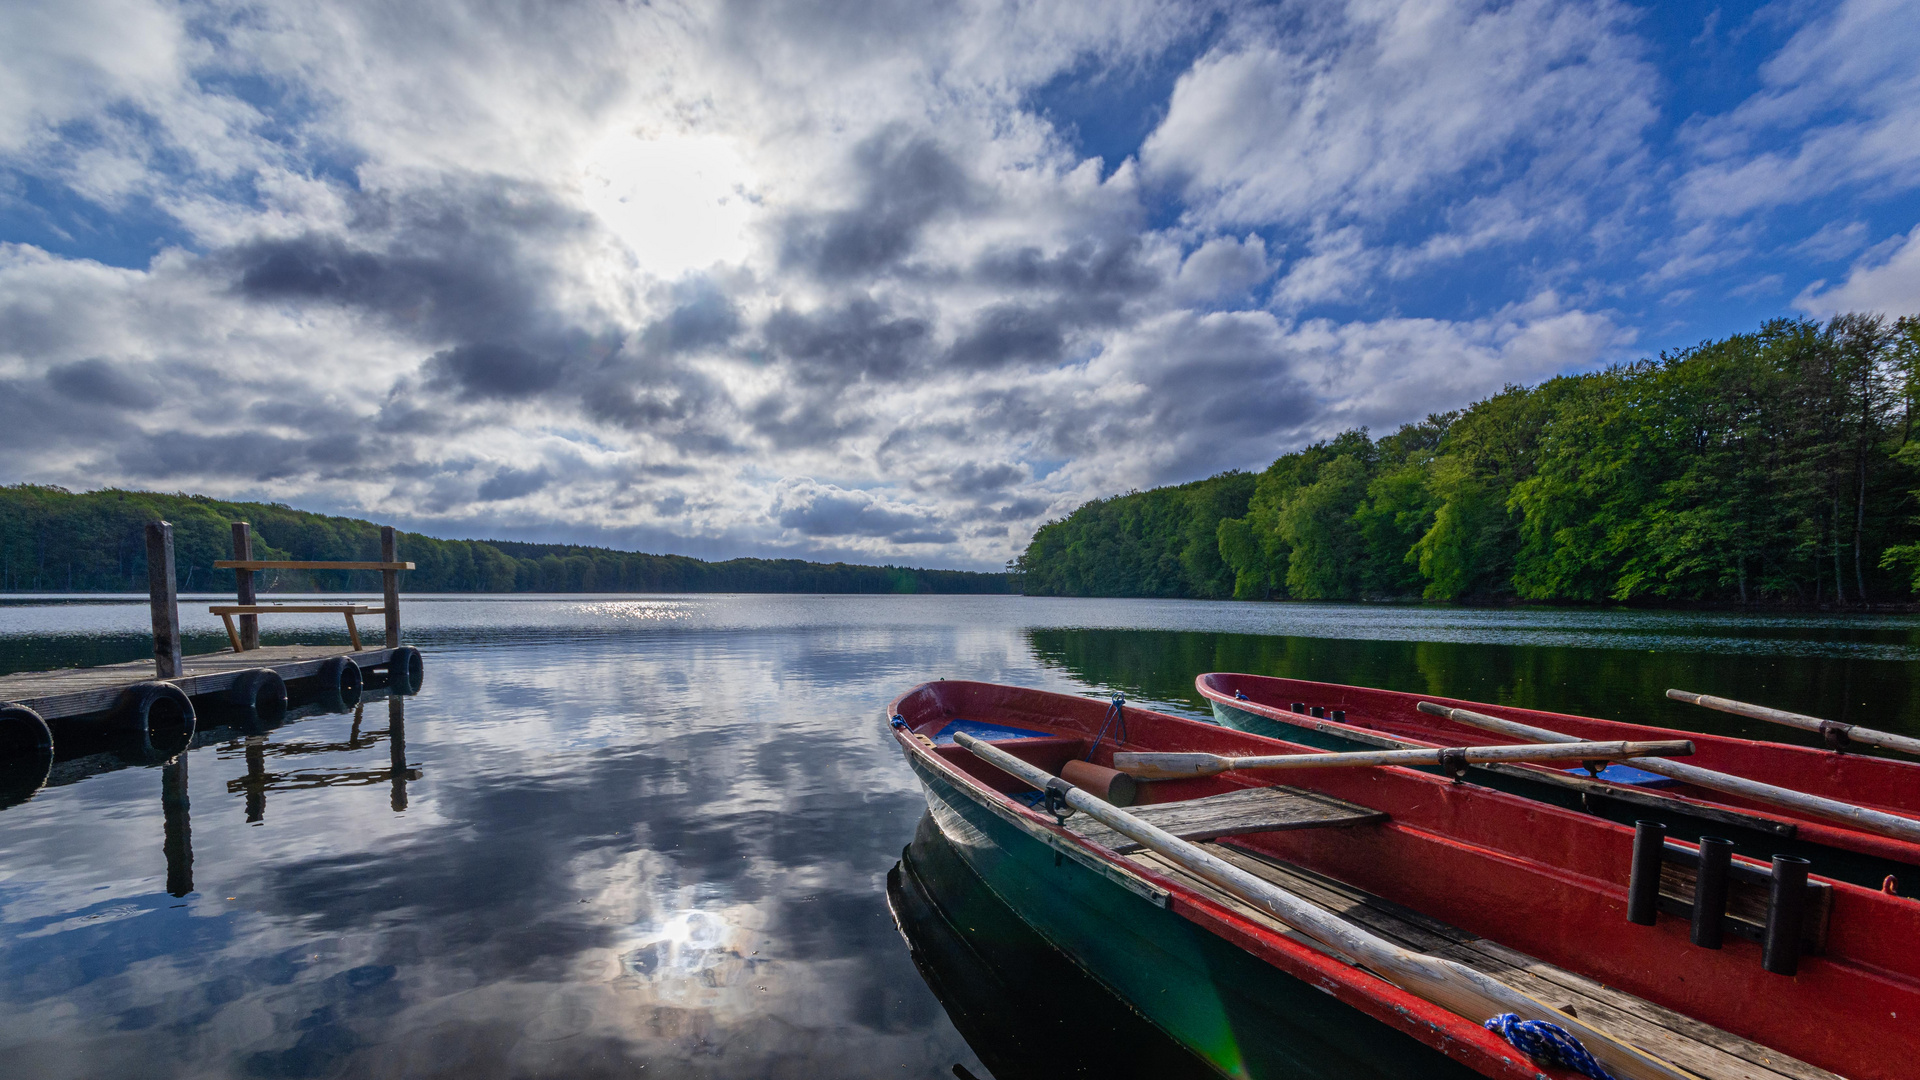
[[0, 645, 397, 720]]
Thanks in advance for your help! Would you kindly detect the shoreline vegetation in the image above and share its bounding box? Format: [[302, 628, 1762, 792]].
[[1017, 313, 1920, 610], [0, 487, 1013, 595]]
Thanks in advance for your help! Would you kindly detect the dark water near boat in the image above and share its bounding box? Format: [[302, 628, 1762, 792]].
[[2, 594, 1916, 1078]]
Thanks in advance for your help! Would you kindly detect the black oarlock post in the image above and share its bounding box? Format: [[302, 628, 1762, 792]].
[[1691, 837, 1734, 948], [1332, 710, 1346, 722], [1291, 702, 1306, 713], [1627, 820, 1666, 926], [1310, 706, 1325, 718], [1764, 855, 1811, 975]]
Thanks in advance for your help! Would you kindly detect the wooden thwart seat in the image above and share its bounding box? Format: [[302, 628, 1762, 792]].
[[1130, 841, 1839, 1080], [1064, 784, 1388, 854], [208, 604, 386, 652]]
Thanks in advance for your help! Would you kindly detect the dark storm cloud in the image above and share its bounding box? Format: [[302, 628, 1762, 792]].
[[778, 129, 976, 280], [228, 185, 586, 346], [938, 238, 1163, 370], [476, 465, 551, 501], [424, 342, 568, 400], [223, 177, 624, 406], [940, 461, 1026, 496], [640, 277, 741, 354], [772, 481, 953, 543], [583, 361, 731, 436], [44, 358, 158, 408], [747, 394, 860, 451], [762, 297, 931, 384], [996, 496, 1050, 520], [943, 303, 1066, 369], [114, 428, 380, 481], [970, 237, 1160, 306]]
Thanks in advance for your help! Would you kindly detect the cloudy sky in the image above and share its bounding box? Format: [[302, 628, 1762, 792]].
[[3, 0, 1917, 569]]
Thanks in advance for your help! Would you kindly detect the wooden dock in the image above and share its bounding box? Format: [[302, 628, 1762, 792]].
[[0, 518, 423, 758], [0, 644, 401, 722]]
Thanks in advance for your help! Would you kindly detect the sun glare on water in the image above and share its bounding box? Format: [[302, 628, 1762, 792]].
[[583, 133, 756, 278]]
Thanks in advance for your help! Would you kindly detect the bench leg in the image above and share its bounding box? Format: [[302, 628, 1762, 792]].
[[344, 611, 363, 651], [220, 612, 242, 653]]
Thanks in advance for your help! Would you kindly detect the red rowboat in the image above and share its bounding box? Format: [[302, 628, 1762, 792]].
[[1200, 673, 1920, 893], [890, 678, 1920, 1080]]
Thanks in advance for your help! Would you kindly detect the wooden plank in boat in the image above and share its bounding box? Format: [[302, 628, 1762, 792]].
[[1195, 843, 1839, 1080], [1445, 938, 1839, 1080], [1065, 785, 1387, 855]]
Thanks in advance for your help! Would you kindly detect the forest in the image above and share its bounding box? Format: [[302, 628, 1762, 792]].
[[0, 486, 1011, 595], [1018, 313, 1920, 606]]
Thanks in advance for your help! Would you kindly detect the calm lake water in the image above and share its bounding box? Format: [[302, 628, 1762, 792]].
[[2, 594, 1916, 1078]]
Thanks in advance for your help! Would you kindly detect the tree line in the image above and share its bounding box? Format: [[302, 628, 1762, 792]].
[[1018, 312, 1920, 606], [0, 486, 1012, 595]]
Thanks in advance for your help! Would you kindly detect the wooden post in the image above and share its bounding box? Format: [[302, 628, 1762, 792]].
[[381, 526, 401, 648], [145, 521, 182, 679], [231, 522, 259, 651]]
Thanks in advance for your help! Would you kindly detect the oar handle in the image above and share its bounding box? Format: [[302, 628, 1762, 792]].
[[1668, 689, 1920, 758]]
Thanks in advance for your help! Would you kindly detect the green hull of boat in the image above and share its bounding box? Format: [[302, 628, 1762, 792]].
[[908, 753, 1480, 1080]]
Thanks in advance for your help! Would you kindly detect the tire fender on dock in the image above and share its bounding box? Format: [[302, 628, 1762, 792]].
[[0, 703, 53, 756], [227, 668, 289, 726], [116, 681, 196, 759], [388, 647, 425, 696], [314, 656, 363, 711], [0, 703, 54, 809]]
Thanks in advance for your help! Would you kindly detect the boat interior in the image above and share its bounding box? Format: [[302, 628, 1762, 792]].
[[891, 680, 1920, 1080]]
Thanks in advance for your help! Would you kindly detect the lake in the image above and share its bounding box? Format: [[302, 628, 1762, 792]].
[[2, 594, 1915, 1078]]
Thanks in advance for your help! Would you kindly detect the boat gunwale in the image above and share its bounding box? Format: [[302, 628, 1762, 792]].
[[1196, 672, 1920, 860]]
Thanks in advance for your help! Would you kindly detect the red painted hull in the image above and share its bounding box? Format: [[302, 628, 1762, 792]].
[[891, 679, 1920, 1080], [1200, 673, 1920, 872]]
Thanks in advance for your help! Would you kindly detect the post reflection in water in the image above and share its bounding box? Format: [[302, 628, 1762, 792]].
[[160, 755, 192, 897], [388, 694, 407, 812], [226, 695, 419, 823]]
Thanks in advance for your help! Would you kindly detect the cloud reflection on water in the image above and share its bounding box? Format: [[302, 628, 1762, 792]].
[[2, 595, 1917, 1077]]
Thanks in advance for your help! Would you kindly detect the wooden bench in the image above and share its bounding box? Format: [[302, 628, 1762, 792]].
[[212, 523, 413, 653], [209, 604, 388, 652]]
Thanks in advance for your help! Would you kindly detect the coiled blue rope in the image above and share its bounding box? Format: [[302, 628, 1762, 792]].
[[1484, 1014, 1616, 1080]]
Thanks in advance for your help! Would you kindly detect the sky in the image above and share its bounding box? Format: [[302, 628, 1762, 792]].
[[2, 0, 1918, 571]]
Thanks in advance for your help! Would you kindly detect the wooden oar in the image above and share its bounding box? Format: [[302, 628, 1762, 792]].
[[1112, 739, 1693, 780], [1418, 701, 1920, 847], [951, 731, 1702, 1080], [1667, 688, 1920, 758]]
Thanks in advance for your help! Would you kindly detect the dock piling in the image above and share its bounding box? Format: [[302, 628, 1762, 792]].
[[231, 523, 260, 651], [381, 526, 401, 647], [145, 521, 182, 680]]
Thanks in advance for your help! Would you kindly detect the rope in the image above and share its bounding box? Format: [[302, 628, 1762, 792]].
[[1483, 1014, 1616, 1080], [1086, 694, 1127, 760]]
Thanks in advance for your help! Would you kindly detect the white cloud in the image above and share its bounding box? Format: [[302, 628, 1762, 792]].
[[1141, 0, 1654, 230], [1796, 226, 1920, 316], [1675, 0, 1920, 221]]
